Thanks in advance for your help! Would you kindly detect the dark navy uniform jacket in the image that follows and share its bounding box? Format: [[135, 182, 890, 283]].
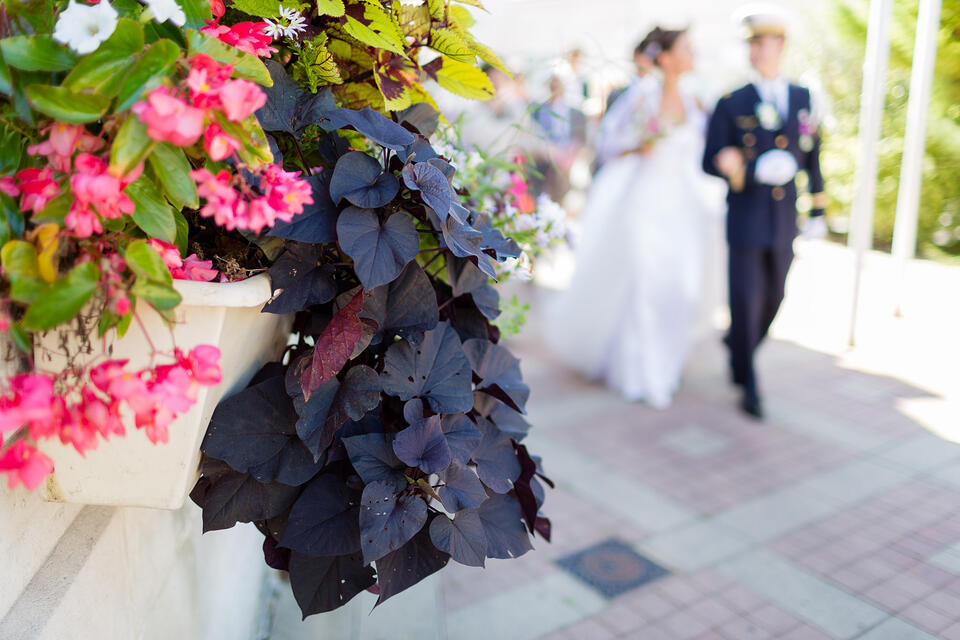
[[702, 83, 826, 248]]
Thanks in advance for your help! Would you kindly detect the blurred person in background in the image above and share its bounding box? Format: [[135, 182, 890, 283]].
[[703, 6, 827, 420], [605, 37, 657, 114], [531, 74, 587, 204], [545, 26, 723, 409]]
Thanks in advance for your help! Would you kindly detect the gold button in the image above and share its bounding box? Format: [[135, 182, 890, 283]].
[[742, 133, 756, 147], [772, 186, 786, 200], [744, 148, 756, 160], [775, 135, 789, 149]]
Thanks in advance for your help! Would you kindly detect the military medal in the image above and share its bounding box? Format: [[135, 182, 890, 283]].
[[798, 109, 816, 152], [755, 102, 780, 131]]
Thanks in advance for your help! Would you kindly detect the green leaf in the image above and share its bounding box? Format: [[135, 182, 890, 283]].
[[433, 57, 493, 100], [125, 238, 174, 284], [0, 195, 18, 246], [173, 209, 189, 256], [231, 0, 307, 17], [131, 278, 181, 310], [23, 261, 100, 331], [0, 51, 12, 96], [0, 35, 78, 72], [2, 240, 39, 278], [110, 115, 156, 176], [8, 322, 31, 353], [33, 192, 71, 226], [62, 19, 144, 97], [215, 112, 272, 165], [25, 85, 111, 124], [341, 3, 407, 57], [452, 0, 484, 8], [316, 0, 345, 16], [149, 143, 198, 209], [429, 28, 476, 64], [115, 39, 181, 112], [180, 0, 214, 29], [126, 176, 178, 242], [0, 126, 22, 174], [466, 35, 509, 75], [186, 30, 272, 86], [297, 33, 342, 91]]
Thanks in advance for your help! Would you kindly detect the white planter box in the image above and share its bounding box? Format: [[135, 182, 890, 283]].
[[34, 274, 292, 510]]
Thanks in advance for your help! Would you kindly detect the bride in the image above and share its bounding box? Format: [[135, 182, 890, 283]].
[[545, 26, 722, 408]]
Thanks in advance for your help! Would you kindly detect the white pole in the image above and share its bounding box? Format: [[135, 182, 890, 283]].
[[847, 0, 893, 347], [891, 0, 942, 316]]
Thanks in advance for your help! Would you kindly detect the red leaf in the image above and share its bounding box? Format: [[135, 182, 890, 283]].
[[301, 292, 365, 401]]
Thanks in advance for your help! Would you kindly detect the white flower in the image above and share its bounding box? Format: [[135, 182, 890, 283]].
[[284, 13, 307, 37], [263, 19, 284, 39], [144, 0, 185, 26], [53, 0, 118, 55], [398, 0, 425, 5], [278, 4, 300, 19]]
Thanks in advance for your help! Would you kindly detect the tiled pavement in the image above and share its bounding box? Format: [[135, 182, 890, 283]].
[[269, 242, 960, 639]]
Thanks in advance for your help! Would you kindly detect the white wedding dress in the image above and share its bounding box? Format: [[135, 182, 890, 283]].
[[544, 78, 724, 408]]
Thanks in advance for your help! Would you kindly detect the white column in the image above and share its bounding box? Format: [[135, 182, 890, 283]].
[[847, 0, 893, 347], [891, 0, 943, 315]]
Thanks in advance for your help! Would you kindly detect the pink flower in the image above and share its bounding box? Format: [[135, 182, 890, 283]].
[[112, 292, 131, 315], [203, 122, 240, 161], [14, 168, 59, 214], [179, 345, 222, 386], [132, 87, 206, 147], [27, 122, 102, 173], [187, 54, 233, 109], [209, 0, 225, 17], [201, 20, 276, 58], [65, 203, 103, 238], [261, 165, 312, 220], [147, 238, 183, 271], [218, 79, 266, 122], [177, 254, 219, 281], [0, 176, 19, 198], [79, 387, 125, 439], [191, 168, 245, 230], [245, 197, 278, 233], [0, 440, 54, 490]]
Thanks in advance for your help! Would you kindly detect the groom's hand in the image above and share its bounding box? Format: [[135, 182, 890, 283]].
[[715, 147, 745, 192]]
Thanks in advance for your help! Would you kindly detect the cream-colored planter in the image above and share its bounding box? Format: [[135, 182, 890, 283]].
[[34, 274, 292, 510]]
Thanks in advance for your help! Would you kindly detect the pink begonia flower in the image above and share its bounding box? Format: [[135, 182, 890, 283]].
[[0, 440, 54, 490], [0, 374, 57, 436], [65, 203, 103, 238], [217, 79, 267, 122], [261, 165, 313, 220], [132, 87, 206, 147], [66, 153, 137, 237], [0, 176, 20, 198], [187, 54, 233, 109], [14, 168, 59, 214], [58, 404, 101, 455], [112, 292, 131, 315], [27, 122, 103, 173], [201, 20, 276, 58], [79, 387, 125, 439], [245, 197, 278, 233], [147, 238, 183, 270], [209, 0, 225, 17], [177, 254, 219, 281], [0, 315, 9, 332], [179, 345, 222, 386], [191, 168, 244, 230], [203, 122, 241, 161]]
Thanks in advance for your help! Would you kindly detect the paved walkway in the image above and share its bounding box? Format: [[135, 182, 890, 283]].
[[269, 241, 960, 639]]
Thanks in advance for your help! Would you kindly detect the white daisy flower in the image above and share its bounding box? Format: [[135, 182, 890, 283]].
[[53, 0, 119, 55], [143, 0, 185, 26], [278, 4, 299, 19], [284, 13, 307, 37], [263, 19, 285, 39]]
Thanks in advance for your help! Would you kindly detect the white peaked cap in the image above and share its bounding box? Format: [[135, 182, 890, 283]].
[[733, 3, 790, 38]]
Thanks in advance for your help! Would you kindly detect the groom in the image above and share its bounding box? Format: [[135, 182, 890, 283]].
[[703, 8, 827, 419]]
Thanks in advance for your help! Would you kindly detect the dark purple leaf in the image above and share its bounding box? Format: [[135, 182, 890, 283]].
[[474, 211, 523, 260], [359, 480, 428, 564], [337, 207, 419, 289], [202, 376, 318, 486], [448, 258, 489, 297], [190, 457, 300, 533], [478, 493, 533, 559], [380, 321, 473, 414], [314, 106, 415, 150], [342, 433, 406, 492], [376, 262, 439, 340], [440, 413, 481, 464], [429, 509, 487, 567], [392, 415, 452, 474], [402, 398, 424, 424], [462, 339, 530, 413], [534, 516, 551, 542], [329, 151, 399, 208], [437, 460, 487, 512], [397, 135, 437, 163], [263, 535, 291, 571], [291, 376, 340, 461], [268, 173, 338, 244], [473, 393, 531, 441], [263, 244, 336, 315], [469, 285, 501, 320], [397, 103, 440, 137], [513, 443, 539, 534], [280, 474, 362, 556], [401, 162, 454, 222], [473, 418, 521, 494], [374, 523, 449, 606], [329, 365, 381, 426], [288, 551, 375, 619]]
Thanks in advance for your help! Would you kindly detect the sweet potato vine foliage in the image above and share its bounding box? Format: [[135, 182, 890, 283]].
[[190, 60, 552, 616]]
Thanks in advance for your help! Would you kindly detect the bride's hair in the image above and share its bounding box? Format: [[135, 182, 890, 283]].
[[640, 26, 688, 66]]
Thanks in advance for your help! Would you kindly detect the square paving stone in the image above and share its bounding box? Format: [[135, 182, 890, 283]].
[[555, 538, 669, 599]]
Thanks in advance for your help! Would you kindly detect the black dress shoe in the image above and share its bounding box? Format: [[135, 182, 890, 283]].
[[740, 392, 764, 419]]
